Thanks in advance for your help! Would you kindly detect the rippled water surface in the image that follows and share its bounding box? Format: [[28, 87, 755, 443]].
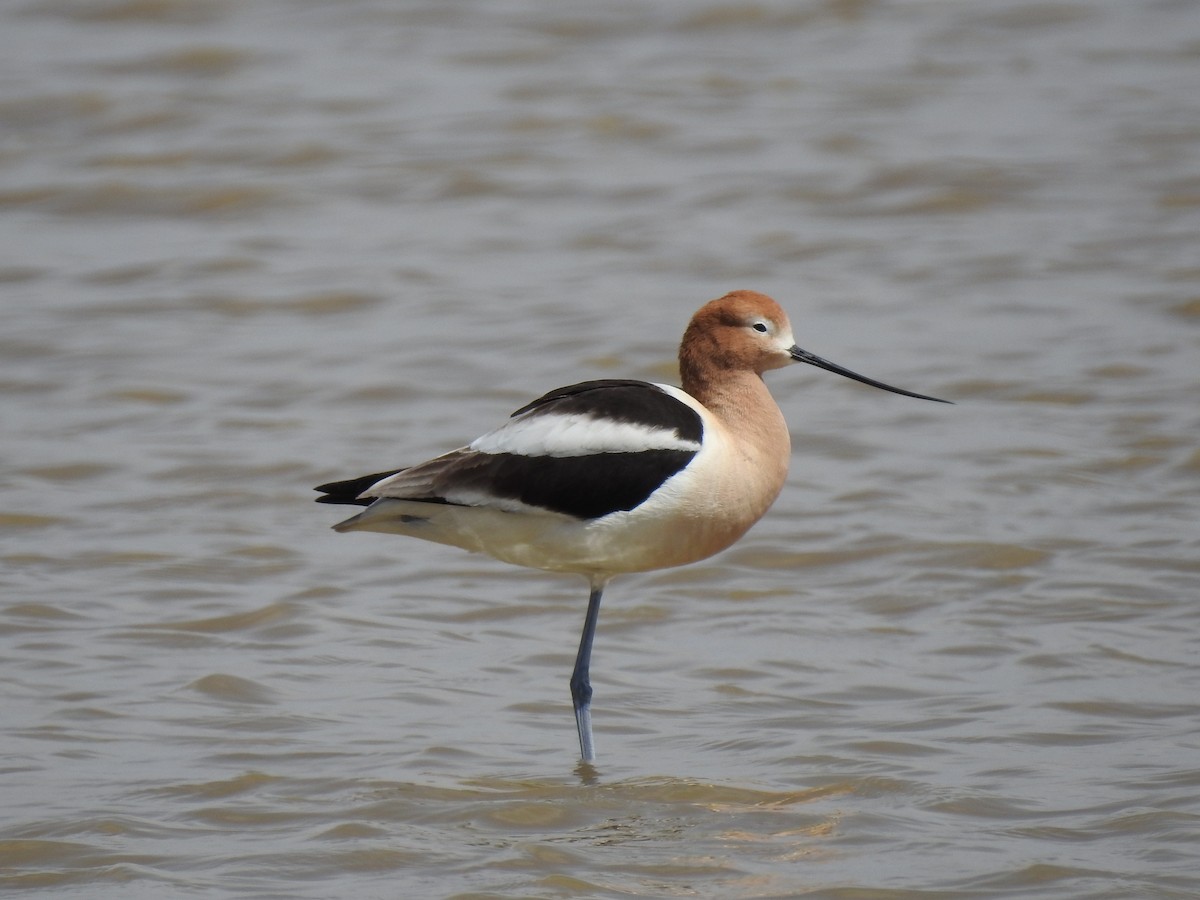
[[3, 1, 1200, 897]]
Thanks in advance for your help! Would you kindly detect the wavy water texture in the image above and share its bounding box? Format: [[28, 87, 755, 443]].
[[2, 0, 1199, 897]]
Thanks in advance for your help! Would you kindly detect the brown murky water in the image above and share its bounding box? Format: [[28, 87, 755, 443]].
[[3, 1, 1199, 897]]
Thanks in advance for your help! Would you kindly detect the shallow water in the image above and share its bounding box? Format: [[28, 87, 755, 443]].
[[3, 0, 1200, 897]]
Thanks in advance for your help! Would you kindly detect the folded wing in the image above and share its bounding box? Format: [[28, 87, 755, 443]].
[[315, 379, 704, 521]]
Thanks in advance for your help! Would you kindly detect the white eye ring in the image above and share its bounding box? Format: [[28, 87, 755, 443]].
[[752, 321, 769, 333]]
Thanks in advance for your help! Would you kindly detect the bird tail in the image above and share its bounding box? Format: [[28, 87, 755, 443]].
[[313, 468, 406, 506]]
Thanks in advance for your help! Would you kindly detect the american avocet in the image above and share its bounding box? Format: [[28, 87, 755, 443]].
[[316, 290, 949, 761]]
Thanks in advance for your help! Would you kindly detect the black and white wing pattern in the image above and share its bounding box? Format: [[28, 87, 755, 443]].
[[316, 379, 704, 520]]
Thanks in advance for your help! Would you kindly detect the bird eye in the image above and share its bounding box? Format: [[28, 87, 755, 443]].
[[752, 322, 768, 333]]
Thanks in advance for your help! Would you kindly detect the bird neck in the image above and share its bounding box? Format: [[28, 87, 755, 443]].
[[683, 367, 791, 462]]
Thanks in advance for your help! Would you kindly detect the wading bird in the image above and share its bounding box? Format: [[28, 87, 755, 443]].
[[316, 290, 949, 761]]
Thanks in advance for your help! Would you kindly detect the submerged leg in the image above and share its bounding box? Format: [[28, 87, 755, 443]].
[[570, 580, 606, 762]]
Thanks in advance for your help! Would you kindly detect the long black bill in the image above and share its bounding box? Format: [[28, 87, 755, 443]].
[[790, 346, 952, 404]]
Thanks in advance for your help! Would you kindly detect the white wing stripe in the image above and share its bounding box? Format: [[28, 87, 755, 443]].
[[469, 413, 701, 458]]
